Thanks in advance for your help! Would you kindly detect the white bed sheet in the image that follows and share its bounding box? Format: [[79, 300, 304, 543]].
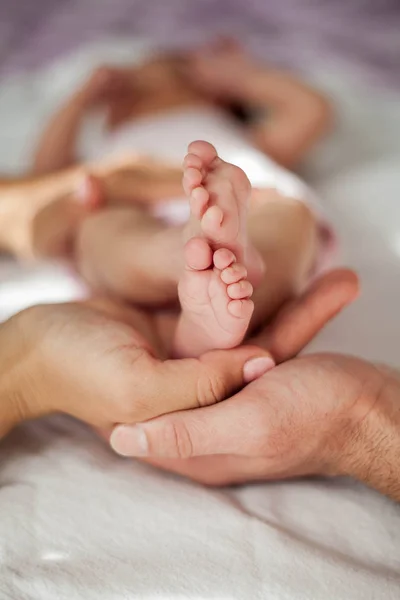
[[0, 42, 399, 599]]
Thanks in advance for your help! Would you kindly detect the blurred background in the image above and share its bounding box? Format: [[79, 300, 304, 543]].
[[0, 0, 399, 172], [0, 0, 399, 81], [0, 0, 399, 361]]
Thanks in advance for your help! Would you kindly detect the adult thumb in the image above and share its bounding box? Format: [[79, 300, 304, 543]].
[[110, 345, 275, 454], [252, 268, 359, 363]]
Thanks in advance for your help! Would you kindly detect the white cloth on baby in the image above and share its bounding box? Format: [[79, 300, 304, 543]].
[[82, 105, 314, 225]]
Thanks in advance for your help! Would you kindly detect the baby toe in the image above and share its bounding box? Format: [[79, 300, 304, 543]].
[[190, 186, 209, 219], [184, 237, 213, 271], [228, 298, 254, 319], [201, 205, 224, 239], [183, 153, 204, 174], [227, 280, 253, 300], [188, 140, 218, 167], [220, 263, 247, 285], [183, 167, 203, 195], [213, 248, 236, 271]]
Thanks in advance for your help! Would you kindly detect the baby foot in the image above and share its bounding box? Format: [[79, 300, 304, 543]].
[[182, 140, 264, 285], [174, 141, 259, 358], [182, 140, 249, 260], [173, 237, 254, 358]]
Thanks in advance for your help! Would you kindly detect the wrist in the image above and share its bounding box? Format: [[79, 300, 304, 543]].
[[341, 363, 400, 501], [0, 313, 37, 437]]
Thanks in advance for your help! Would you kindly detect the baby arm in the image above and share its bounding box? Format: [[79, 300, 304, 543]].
[[240, 66, 333, 168], [33, 87, 90, 174], [188, 41, 333, 168], [33, 67, 132, 174]]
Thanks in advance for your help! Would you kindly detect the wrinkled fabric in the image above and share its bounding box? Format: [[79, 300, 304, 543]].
[[0, 41, 399, 599]]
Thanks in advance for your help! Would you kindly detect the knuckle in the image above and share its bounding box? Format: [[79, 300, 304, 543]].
[[196, 370, 226, 407], [163, 420, 194, 459]]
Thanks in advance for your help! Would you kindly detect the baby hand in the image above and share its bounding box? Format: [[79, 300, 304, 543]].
[[77, 66, 135, 110]]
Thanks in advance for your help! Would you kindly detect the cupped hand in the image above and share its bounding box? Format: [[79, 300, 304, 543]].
[[8, 298, 270, 433], [30, 156, 182, 260], [109, 269, 369, 485], [121, 353, 383, 486]]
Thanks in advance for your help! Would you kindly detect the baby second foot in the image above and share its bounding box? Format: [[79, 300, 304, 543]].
[[182, 140, 264, 285], [173, 237, 254, 358]]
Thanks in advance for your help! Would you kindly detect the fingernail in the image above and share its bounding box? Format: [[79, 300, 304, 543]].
[[243, 356, 275, 383], [109, 425, 149, 457]]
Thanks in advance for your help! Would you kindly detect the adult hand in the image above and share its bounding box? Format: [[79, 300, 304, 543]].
[[131, 350, 400, 503], [28, 156, 182, 260], [120, 353, 385, 485], [0, 298, 269, 438], [109, 270, 385, 488]]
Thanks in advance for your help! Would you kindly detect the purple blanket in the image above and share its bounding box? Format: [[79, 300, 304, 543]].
[[0, 0, 399, 85]]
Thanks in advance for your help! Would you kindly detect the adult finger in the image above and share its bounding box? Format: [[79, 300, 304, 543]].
[[110, 374, 267, 458], [112, 345, 274, 427], [96, 421, 256, 485], [252, 268, 359, 363]]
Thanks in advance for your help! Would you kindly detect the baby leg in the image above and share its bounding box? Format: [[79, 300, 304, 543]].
[[75, 206, 184, 305], [247, 188, 319, 330], [173, 141, 255, 358]]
